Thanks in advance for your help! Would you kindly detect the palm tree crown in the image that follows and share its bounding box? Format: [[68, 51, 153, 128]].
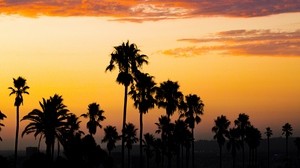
[[81, 103, 106, 136], [9, 76, 30, 106], [0, 111, 7, 141], [102, 125, 121, 155], [282, 123, 293, 137]]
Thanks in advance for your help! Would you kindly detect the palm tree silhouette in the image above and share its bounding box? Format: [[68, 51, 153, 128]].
[[180, 94, 204, 168], [174, 119, 190, 168], [124, 123, 138, 168], [226, 128, 241, 168], [81, 102, 106, 136], [264, 127, 272, 168], [0, 111, 7, 141], [102, 125, 121, 156], [22, 94, 69, 160], [8, 76, 29, 166], [129, 72, 156, 168], [212, 115, 230, 168], [282, 123, 293, 157], [234, 113, 250, 168], [245, 126, 261, 167], [106, 41, 148, 168], [143, 133, 155, 168]]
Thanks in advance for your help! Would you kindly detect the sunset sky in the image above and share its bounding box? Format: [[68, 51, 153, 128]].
[[0, 0, 300, 150]]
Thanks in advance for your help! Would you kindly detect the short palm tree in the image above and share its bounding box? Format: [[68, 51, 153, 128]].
[[234, 113, 250, 168], [81, 103, 106, 136], [180, 94, 204, 168], [102, 125, 121, 156], [106, 41, 148, 168], [264, 127, 272, 168], [0, 111, 7, 141], [212, 115, 230, 168], [129, 72, 156, 168], [124, 123, 138, 168], [245, 126, 261, 167], [282, 123, 293, 157], [226, 128, 241, 168], [8, 76, 29, 165], [143, 133, 155, 168], [21, 94, 69, 160]]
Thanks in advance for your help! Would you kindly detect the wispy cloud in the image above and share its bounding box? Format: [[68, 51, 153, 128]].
[[0, 0, 299, 21], [162, 29, 300, 57]]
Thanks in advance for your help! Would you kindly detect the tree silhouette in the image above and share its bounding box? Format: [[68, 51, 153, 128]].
[[226, 128, 241, 168], [282, 123, 293, 157], [212, 115, 230, 168], [0, 111, 7, 141], [245, 126, 261, 167], [106, 41, 148, 168], [174, 119, 190, 168], [180, 94, 204, 168], [234, 113, 250, 168], [129, 72, 156, 168], [102, 125, 121, 156], [8, 76, 29, 167], [124, 123, 138, 168], [264, 127, 273, 168], [81, 102, 106, 136], [143, 133, 155, 168], [22, 94, 69, 160]]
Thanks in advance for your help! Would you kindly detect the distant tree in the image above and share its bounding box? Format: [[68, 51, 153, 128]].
[[0, 111, 7, 141], [143, 133, 155, 168], [106, 41, 148, 168], [264, 127, 273, 168], [282, 123, 293, 157], [81, 103, 106, 136], [226, 128, 241, 168], [124, 123, 138, 168], [212, 115, 231, 168], [180, 94, 204, 168], [234, 113, 250, 168], [102, 125, 121, 156], [8, 76, 29, 166], [22, 94, 69, 160], [173, 119, 188, 168], [294, 137, 300, 157], [245, 126, 261, 167], [129, 72, 156, 168]]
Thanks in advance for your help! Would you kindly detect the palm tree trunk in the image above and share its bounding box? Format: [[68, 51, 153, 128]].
[[38, 134, 42, 152], [286, 136, 288, 157], [57, 141, 60, 157], [176, 145, 180, 168], [267, 137, 270, 168], [14, 105, 20, 168], [128, 149, 131, 168], [219, 144, 222, 168], [181, 145, 184, 168], [192, 128, 195, 168], [186, 146, 190, 168], [122, 85, 128, 168], [140, 112, 143, 168], [233, 155, 236, 168], [242, 138, 245, 168]]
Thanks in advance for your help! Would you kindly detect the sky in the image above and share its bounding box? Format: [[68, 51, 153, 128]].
[[0, 0, 300, 150]]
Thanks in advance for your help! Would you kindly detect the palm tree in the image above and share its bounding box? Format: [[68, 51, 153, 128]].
[[245, 126, 261, 167], [129, 72, 156, 168], [180, 94, 204, 168], [174, 119, 190, 168], [226, 128, 241, 168], [8, 76, 29, 166], [155, 80, 183, 119], [264, 127, 272, 168], [21, 94, 69, 160], [234, 113, 250, 168], [106, 41, 148, 168], [282, 123, 293, 157], [102, 125, 121, 156], [212, 115, 231, 168], [0, 111, 7, 141], [81, 102, 106, 136], [124, 123, 138, 168], [143, 133, 155, 168]]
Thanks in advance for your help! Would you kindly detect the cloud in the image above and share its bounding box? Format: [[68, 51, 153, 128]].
[[0, 0, 299, 20], [163, 29, 300, 57]]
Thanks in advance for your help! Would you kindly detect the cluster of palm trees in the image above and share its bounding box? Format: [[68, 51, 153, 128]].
[[212, 113, 295, 168]]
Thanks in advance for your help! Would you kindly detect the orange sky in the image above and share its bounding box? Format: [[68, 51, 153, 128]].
[[0, 1, 300, 150]]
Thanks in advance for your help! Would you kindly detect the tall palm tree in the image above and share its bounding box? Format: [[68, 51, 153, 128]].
[[106, 41, 148, 168], [143, 133, 155, 168], [264, 127, 272, 168], [124, 123, 138, 168], [21, 94, 69, 160], [155, 80, 183, 119], [234, 113, 250, 168], [180, 94, 204, 168], [81, 102, 106, 136], [129, 72, 156, 168], [226, 128, 241, 168], [0, 111, 7, 141], [212, 115, 231, 168], [102, 125, 121, 156], [282, 123, 293, 157], [8, 76, 29, 166], [174, 119, 190, 168]]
